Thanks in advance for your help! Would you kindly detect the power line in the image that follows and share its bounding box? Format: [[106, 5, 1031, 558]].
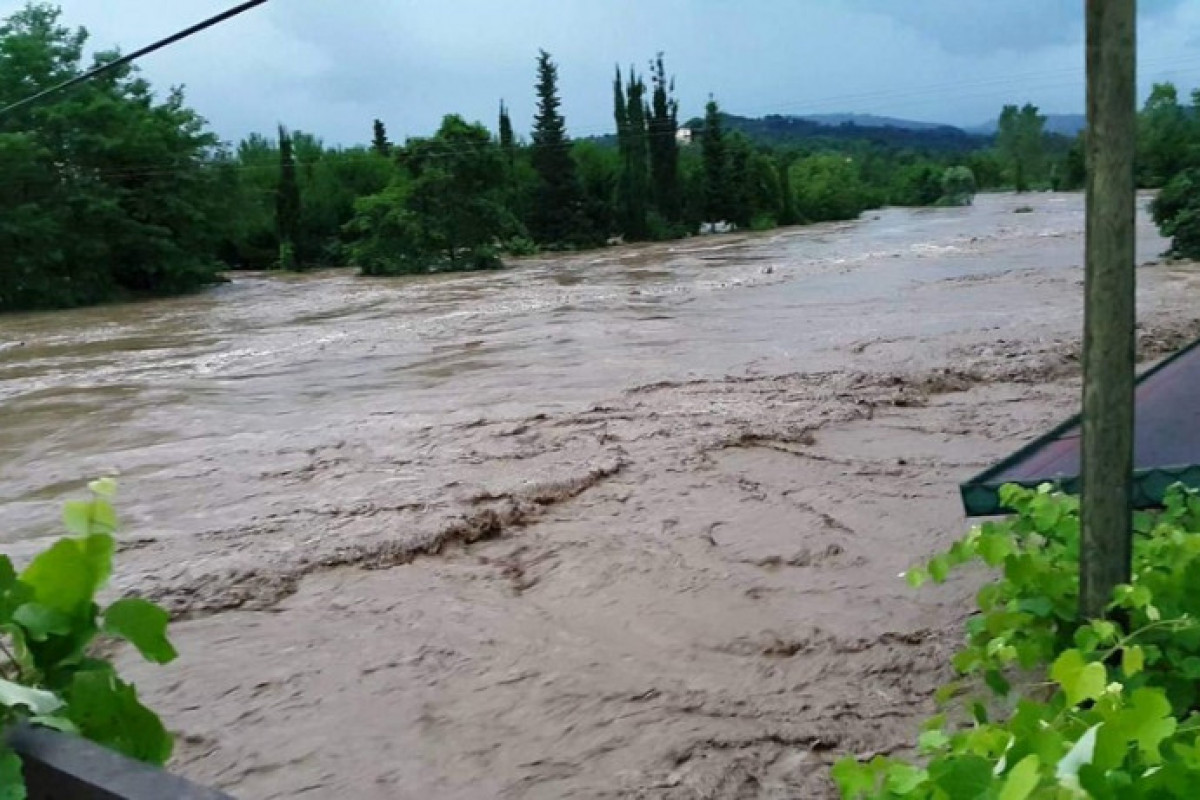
[[0, 0, 270, 119]]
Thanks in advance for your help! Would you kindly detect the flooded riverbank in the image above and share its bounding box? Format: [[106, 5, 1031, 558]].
[[2, 192, 1199, 798]]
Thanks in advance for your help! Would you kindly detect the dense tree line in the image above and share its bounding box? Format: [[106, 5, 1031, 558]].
[[1140, 83, 1200, 259], [0, 4, 230, 311], [11, 2, 1116, 313]]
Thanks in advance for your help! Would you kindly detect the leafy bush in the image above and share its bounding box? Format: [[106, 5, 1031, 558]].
[[503, 236, 540, 258], [0, 480, 176, 798], [1152, 169, 1200, 260], [833, 484, 1200, 799], [939, 167, 977, 207], [749, 213, 778, 232]]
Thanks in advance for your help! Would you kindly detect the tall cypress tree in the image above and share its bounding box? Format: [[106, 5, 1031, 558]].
[[613, 68, 632, 237], [276, 124, 302, 270], [529, 49, 586, 245], [648, 53, 681, 226], [701, 98, 728, 223], [498, 100, 515, 166], [371, 119, 392, 157], [622, 69, 651, 240]]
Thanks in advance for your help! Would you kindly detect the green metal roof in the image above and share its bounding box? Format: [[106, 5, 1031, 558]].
[[960, 335, 1200, 516]]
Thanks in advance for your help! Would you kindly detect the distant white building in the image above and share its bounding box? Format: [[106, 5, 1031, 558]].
[[675, 128, 693, 145]]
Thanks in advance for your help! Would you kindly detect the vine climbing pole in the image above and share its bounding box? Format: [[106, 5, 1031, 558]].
[[1080, 0, 1137, 619]]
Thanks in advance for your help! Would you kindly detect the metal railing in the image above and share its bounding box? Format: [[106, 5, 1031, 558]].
[[8, 724, 234, 800]]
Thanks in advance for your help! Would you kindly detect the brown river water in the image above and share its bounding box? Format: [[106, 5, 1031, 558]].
[[1, 192, 1199, 798]]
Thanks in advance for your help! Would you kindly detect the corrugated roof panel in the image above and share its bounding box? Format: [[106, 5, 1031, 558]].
[[960, 337, 1200, 516]]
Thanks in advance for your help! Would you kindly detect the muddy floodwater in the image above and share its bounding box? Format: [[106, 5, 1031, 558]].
[[2, 193, 1199, 798]]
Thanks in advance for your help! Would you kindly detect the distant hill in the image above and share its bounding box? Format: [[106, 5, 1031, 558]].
[[678, 113, 988, 153], [792, 113, 953, 131], [968, 113, 1086, 137]]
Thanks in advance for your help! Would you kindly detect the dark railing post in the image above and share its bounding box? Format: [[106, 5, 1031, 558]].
[[8, 724, 234, 800]]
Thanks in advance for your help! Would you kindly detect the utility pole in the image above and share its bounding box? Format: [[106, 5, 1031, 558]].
[[1080, 0, 1137, 619]]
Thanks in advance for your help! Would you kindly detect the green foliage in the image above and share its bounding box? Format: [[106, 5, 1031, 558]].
[[275, 125, 303, 270], [0, 480, 176, 798], [996, 103, 1048, 192], [647, 53, 682, 226], [574, 139, 619, 240], [0, 3, 228, 311], [1055, 133, 1087, 192], [614, 67, 651, 240], [701, 98, 731, 222], [371, 119, 392, 158], [1152, 168, 1200, 260], [348, 115, 511, 275], [1138, 84, 1195, 189], [791, 154, 872, 223], [528, 50, 590, 246], [939, 166, 977, 207], [833, 484, 1200, 799]]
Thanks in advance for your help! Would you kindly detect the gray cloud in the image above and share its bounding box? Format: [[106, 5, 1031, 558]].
[[3, 1, 1199, 145], [848, 0, 1184, 55]]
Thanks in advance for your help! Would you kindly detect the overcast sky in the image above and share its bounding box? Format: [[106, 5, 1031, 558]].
[[6, 1, 1200, 146]]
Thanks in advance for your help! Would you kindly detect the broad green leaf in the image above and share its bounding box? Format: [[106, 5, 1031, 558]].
[[1122, 645, 1145, 677], [62, 500, 92, 536], [65, 670, 172, 765], [104, 599, 177, 664], [930, 755, 993, 800], [1051, 650, 1106, 707], [0, 557, 16, 590], [831, 757, 876, 798], [918, 729, 950, 753], [0, 749, 25, 800], [0, 678, 62, 715], [89, 499, 117, 535], [928, 555, 950, 584], [1090, 620, 1118, 644], [978, 532, 1013, 566], [884, 763, 926, 794], [19, 534, 114, 614], [984, 668, 1012, 697], [12, 602, 72, 641], [1117, 688, 1176, 764], [1016, 596, 1053, 618], [999, 755, 1040, 800], [29, 715, 77, 733], [905, 568, 928, 589]]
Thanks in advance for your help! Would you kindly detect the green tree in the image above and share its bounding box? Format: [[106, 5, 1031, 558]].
[[574, 140, 619, 240], [701, 97, 731, 223], [647, 53, 682, 227], [348, 115, 511, 275], [1057, 131, 1087, 191], [615, 67, 650, 240], [528, 49, 587, 245], [275, 124, 302, 270], [0, 2, 227, 312], [791, 154, 871, 222], [1151, 168, 1200, 259], [1137, 83, 1194, 188], [939, 166, 977, 206], [498, 99, 515, 166], [996, 103, 1047, 192], [371, 119, 392, 157]]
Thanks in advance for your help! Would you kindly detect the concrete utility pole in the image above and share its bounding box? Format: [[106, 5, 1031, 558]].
[[1080, 0, 1137, 619]]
